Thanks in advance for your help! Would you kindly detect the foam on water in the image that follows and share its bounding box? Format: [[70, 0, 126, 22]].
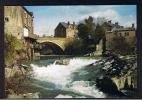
[[55, 94, 73, 98], [55, 94, 86, 98], [30, 58, 106, 98], [66, 81, 106, 98], [31, 58, 96, 87]]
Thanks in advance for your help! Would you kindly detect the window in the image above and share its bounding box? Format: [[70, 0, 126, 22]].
[[114, 32, 117, 36], [119, 33, 122, 37], [125, 32, 129, 36], [5, 17, 9, 22], [24, 12, 27, 18], [18, 33, 20, 35]]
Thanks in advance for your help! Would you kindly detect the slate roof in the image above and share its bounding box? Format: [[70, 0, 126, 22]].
[[60, 22, 68, 28], [111, 27, 135, 32], [60, 22, 77, 28]]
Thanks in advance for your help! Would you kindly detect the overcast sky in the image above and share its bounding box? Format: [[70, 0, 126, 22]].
[[25, 5, 136, 36]]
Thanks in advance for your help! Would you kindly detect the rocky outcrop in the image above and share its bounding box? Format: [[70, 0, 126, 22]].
[[96, 76, 120, 95], [5, 64, 27, 78], [95, 54, 137, 96], [54, 59, 69, 65], [5, 63, 40, 98], [7, 89, 40, 99], [111, 68, 137, 91]]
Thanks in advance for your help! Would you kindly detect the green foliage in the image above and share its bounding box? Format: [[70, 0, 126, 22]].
[[94, 24, 105, 44], [77, 16, 108, 44], [77, 23, 88, 40], [77, 16, 108, 54], [77, 16, 96, 45], [102, 22, 112, 32], [4, 34, 17, 65], [85, 16, 95, 34], [65, 38, 85, 55], [4, 33, 25, 65]]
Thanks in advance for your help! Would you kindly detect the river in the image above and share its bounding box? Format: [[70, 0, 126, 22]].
[[23, 56, 124, 98]]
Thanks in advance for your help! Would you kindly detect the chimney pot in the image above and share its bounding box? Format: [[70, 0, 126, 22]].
[[108, 20, 112, 24], [132, 23, 135, 28], [115, 22, 118, 25], [73, 21, 75, 25], [68, 21, 70, 25]]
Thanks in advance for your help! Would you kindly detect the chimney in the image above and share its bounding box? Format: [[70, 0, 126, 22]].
[[115, 22, 118, 26], [132, 23, 135, 28], [67, 21, 70, 25], [108, 20, 112, 24], [73, 21, 75, 26]]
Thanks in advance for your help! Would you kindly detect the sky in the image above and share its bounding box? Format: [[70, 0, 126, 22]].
[[25, 5, 136, 36]]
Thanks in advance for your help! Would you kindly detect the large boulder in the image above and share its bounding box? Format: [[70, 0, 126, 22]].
[[96, 76, 120, 95], [54, 59, 69, 65], [96, 54, 137, 97]]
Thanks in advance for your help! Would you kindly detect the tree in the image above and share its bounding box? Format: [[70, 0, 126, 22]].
[[5, 34, 18, 65], [42, 34, 46, 37], [77, 16, 96, 45], [65, 38, 84, 55], [94, 24, 105, 44], [102, 21, 112, 32], [85, 16, 95, 34], [77, 23, 88, 40]]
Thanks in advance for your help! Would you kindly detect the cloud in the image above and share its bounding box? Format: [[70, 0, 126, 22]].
[[29, 6, 136, 36], [79, 9, 136, 27]]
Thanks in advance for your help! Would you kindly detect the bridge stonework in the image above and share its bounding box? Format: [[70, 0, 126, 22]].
[[37, 37, 74, 51]]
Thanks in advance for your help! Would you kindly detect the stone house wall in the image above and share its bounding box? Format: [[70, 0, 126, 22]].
[[105, 30, 136, 51], [4, 6, 34, 40], [66, 24, 78, 38], [55, 22, 78, 38], [4, 6, 24, 39]]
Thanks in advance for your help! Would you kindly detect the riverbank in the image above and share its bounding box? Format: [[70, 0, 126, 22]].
[[5, 63, 40, 98], [91, 54, 137, 97], [5, 54, 137, 98]]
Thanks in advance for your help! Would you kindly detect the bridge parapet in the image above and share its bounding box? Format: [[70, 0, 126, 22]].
[[37, 37, 74, 51]]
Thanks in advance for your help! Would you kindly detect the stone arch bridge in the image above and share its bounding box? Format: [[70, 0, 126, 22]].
[[37, 37, 74, 55]]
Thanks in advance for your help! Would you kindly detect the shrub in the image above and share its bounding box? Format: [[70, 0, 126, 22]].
[[4, 33, 25, 66], [4, 34, 17, 65]]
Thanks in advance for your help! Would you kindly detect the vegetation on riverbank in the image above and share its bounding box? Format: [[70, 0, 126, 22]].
[[65, 16, 108, 55], [4, 33, 27, 66], [5, 33, 40, 98]]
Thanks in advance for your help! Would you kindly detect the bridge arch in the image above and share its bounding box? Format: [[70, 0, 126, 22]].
[[40, 42, 64, 55]]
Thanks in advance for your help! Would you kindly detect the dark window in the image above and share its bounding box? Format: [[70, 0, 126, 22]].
[[5, 17, 9, 22], [18, 33, 20, 35], [119, 33, 122, 37], [114, 32, 117, 36], [125, 32, 129, 36]]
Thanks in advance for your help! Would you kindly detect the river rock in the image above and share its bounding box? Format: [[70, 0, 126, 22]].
[[96, 76, 120, 94], [23, 92, 40, 98], [54, 59, 69, 65], [5, 64, 27, 78], [95, 54, 137, 96], [5, 65, 19, 78], [111, 73, 137, 91], [8, 92, 40, 98], [55, 94, 73, 98]]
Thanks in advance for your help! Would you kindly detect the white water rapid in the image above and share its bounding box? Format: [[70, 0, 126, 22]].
[[30, 58, 106, 98]]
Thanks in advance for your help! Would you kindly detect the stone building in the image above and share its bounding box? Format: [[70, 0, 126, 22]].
[[4, 6, 34, 39], [54, 22, 78, 38], [4, 6, 37, 60], [105, 22, 136, 53]]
